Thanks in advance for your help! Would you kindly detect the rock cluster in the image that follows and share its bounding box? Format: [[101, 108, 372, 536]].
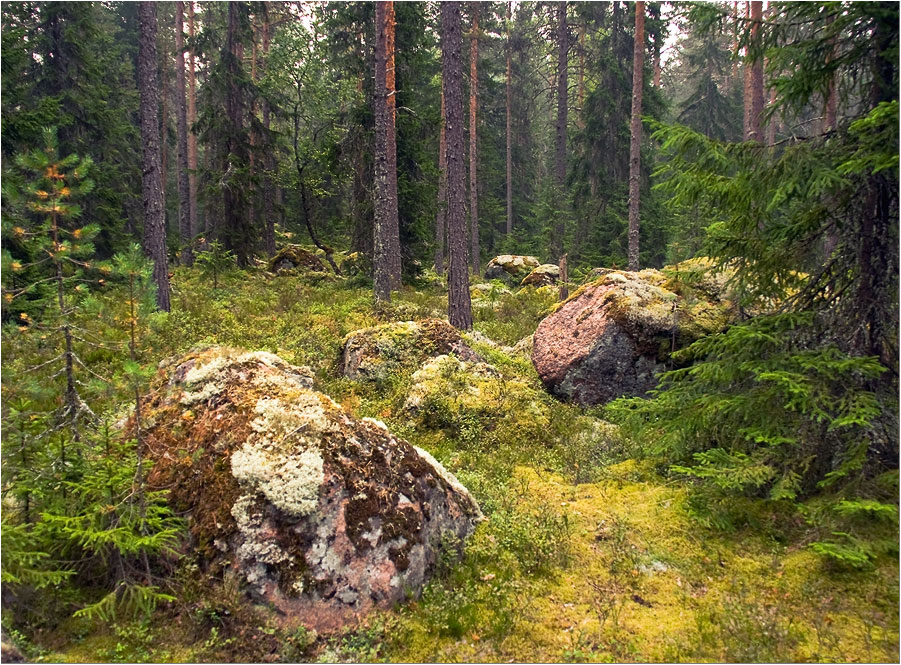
[[532, 265, 735, 406], [484, 255, 540, 283], [520, 263, 560, 287], [145, 347, 482, 632], [340, 318, 481, 382], [268, 245, 327, 274]]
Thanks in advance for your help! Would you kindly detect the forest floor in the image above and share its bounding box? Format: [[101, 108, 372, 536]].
[[8, 260, 898, 663]]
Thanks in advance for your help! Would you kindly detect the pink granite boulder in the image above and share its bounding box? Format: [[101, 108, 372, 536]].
[[145, 347, 482, 633]]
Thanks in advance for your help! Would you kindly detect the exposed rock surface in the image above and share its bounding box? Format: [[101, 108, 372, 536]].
[[484, 254, 540, 283], [341, 319, 481, 382], [521, 264, 560, 287], [532, 266, 735, 406], [145, 347, 482, 632], [268, 245, 327, 274]]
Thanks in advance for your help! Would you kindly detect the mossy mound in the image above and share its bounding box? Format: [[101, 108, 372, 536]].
[[533, 266, 736, 406], [144, 347, 482, 633], [340, 251, 371, 277], [403, 354, 551, 443], [268, 245, 327, 274], [521, 263, 560, 287], [340, 318, 481, 383], [484, 255, 541, 283]]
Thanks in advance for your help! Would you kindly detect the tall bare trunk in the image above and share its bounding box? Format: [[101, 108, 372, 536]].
[[262, 3, 276, 257], [175, 1, 192, 266], [187, 1, 199, 243], [374, 1, 400, 300], [505, 1, 513, 236], [469, 3, 479, 274], [749, 0, 764, 142], [436, 90, 447, 274], [386, 2, 401, 288], [742, 1, 752, 140], [552, 1, 567, 261], [442, 2, 473, 330], [627, 1, 645, 271], [138, 1, 171, 311]]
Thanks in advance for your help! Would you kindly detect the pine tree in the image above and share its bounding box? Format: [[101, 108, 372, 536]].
[[627, 1, 645, 271], [442, 1, 473, 330], [468, 2, 480, 275], [138, 1, 171, 311], [175, 0, 193, 266]]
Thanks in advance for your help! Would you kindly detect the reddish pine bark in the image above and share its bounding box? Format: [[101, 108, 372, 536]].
[[627, 1, 645, 271], [742, 1, 751, 140], [385, 1, 401, 288], [138, 1, 170, 311], [441, 1, 473, 330]]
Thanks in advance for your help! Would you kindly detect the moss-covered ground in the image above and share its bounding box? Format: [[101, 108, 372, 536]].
[[4, 262, 898, 663]]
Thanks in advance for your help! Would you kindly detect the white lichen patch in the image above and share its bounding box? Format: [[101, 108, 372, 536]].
[[232, 443, 324, 519], [180, 379, 224, 406], [183, 355, 232, 387]]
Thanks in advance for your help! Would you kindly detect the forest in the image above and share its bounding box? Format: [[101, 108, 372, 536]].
[[0, 1, 898, 662]]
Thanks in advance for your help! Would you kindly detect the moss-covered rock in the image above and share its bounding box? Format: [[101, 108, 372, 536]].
[[403, 354, 551, 441], [340, 319, 481, 383], [532, 266, 737, 406], [268, 245, 327, 274], [340, 251, 371, 277], [144, 347, 482, 632], [484, 255, 541, 283], [520, 263, 560, 288]]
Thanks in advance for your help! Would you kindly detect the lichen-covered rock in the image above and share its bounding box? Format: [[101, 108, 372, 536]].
[[268, 245, 327, 273], [471, 282, 512, 299], [144, 347, 482, 632], [521, 263, 560, 287], [532, 267, 734, 406], [341, 319, 481, 383], [403, 354, 550, 437], [484, 254, 540, 283]]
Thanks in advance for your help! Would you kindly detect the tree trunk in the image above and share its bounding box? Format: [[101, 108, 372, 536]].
[[138, 1, 170, 311], [435, 89, 447, 274], [627, 1, 645, 271], [187, 1, 199, 244], [749, 0, 764, 142], [505, 1, 513, 236], [742, 1, 751, 140], [442, 1, 473, 330], [385, 1, 401, 289], [469, 3, 479, 275], [175, 1, 192, 266], [262, 3, 276, 257], [373, 1, 393, 301], [552, 1, 567, 262], [224, 2, 250, 267]]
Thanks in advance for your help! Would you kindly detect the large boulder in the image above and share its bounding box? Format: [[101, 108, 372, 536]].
[[268, 245, 327, 274], [145, 347, 482, 632], [340, 319, 481, 382], [484, 255, 540, 283], [532, 267, 734, 406], [521, 263, 560, 288]]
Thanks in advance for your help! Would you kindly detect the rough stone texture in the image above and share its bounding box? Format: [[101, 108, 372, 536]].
[[484, 254, 540, 283], [521, 263, 560, 287], [144, 347, 482, 632], [268, 245, 327, 274], [340, 319, 481, 383], [532, 267, 735, 406]]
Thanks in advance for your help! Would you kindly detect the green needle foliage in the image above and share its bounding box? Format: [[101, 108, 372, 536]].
[[607, 2, 898, 565]]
